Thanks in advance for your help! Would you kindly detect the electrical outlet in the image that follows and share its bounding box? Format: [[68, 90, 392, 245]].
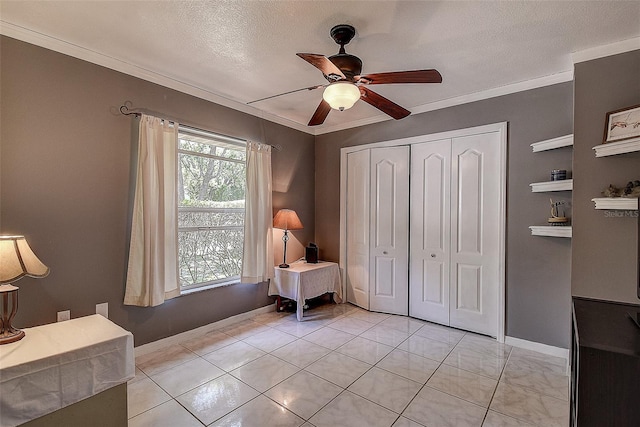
[[96, 302, 108, 318], [57, 310, 70, 322]]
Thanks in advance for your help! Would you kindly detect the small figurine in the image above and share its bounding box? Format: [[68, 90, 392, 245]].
[[623, 180, 640, 197], [602, 184, 622, 198], [548, 199, 569, 226], [602, 180, 640, 198]]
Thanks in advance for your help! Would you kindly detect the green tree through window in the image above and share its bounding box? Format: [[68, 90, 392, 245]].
[[177, 128, 246, 289]]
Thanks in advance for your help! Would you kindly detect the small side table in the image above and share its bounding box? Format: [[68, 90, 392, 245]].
[[268, 261, 342, 321]]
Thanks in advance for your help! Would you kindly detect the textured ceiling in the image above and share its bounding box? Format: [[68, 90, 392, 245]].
[[1, 1, 639, 134]]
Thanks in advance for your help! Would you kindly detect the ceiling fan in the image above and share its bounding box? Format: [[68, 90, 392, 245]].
[[291, 24, 442, 126]]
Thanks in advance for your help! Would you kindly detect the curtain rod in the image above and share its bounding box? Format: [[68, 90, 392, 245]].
[[119, 104, 281, 151]]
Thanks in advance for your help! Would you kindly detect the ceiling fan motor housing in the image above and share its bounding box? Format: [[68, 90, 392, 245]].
[[328, 54, 362, 81], [327, 24, 362, 81]]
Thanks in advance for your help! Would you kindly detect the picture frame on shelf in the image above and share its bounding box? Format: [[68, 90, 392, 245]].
[[603, 104, 640, 144]]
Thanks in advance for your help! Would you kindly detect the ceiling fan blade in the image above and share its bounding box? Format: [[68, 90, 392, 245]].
[[359, 86, 411, 120], [357, 69, 442, 85], [297, 53, 346, 81], [246, 84, 325, 105], [308, 99, 331, 126]]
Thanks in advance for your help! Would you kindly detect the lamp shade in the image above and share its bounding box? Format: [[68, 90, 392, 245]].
[[322, 82, 361, 111], [273, 209, 303, 231], [0, 236, 50, 284]]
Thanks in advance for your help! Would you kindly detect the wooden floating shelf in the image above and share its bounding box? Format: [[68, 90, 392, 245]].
[[593, 136, 640, 157], [529, 226, 572, 238], [530, 179, 573, 192], [592, 197, 639, 210], [531, 135, 573, 152]]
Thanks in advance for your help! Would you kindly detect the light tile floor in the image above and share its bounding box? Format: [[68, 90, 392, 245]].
[[128, 303, 569, 427]]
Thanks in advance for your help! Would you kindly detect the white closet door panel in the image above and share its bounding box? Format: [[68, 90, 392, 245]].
[[422, 259, 445, 303], [409, 139, 451, 325], [374, 257, 396, 297], [456, 149, 482, 254], [456, 263, 481, 311], [370, 146, 409, 315], [374, 159, 397, 248], [346, 150, 370, 309], [450, 132, 501, 337]]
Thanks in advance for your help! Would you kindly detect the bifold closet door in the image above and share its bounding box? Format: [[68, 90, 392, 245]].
[[345, 149, 371, 310], [346, 146, 409, 315], [369, 146, 409, 315], [409, 139, 452, 325], [410, 133, 501, 337]]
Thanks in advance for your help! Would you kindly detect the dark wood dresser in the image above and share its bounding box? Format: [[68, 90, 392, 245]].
[[571, 297, 640, 426]]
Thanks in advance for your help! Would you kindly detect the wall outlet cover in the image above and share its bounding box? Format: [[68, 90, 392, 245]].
[[57, 310, 70, 322], [96, 302, 108, 318]]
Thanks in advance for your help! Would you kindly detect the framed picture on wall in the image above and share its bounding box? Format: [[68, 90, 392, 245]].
[[603, 104, 640, 144]]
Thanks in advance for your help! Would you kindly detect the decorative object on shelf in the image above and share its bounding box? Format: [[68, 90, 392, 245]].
[[550, 169, 567, 181], [548, 199, 569, 226], [273, 209, 304, 268], [602, 184, 623, 198], [0, 235, 50, 345], [603, 104, 640, 144], [624, 180, 640, 197], [601, 180, 640, 198]]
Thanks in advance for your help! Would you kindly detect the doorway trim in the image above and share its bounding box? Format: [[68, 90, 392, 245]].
[[339, 122, 507, 342]]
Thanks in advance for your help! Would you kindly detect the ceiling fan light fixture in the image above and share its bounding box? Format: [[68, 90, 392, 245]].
[[323, 82, 360, 111]]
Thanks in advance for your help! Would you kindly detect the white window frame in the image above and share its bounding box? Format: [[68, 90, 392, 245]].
[[177, 126, 246, 291]]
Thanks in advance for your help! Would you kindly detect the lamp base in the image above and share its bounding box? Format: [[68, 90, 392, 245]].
[[0, 328, 25, 345], [279, 263, 290, 268], [0, 284, 25, 345]]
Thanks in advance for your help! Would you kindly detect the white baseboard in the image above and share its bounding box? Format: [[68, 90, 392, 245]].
[[505, 336, 569, 361], [134, 303, 275, 357]]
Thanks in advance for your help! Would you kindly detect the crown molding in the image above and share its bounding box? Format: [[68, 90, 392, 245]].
[[1, 21, 577, 137], [0, 21, 314, 135], [572, 37, 640, 64], [410, 71, 574, 116], [314, 71, 574, 135]]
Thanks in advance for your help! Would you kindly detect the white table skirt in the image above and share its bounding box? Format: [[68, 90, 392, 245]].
[[0, 314, 134, 427], [268, 261, 342, 320]]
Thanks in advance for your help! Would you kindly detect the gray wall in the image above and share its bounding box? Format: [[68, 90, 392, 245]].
[[572, 50, 640, 303], [4, 34, 636, 350], [315, 83, 574, 348], [0, 36, 315, 346]]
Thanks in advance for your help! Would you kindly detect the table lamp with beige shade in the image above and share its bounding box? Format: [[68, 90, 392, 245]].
[[273, 209, 303, 268], [0, 235, 50, 344]]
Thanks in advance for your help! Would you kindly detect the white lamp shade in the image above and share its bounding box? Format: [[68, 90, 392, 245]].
[[0, 236, 50, 284], [323, 82, 361, 111]]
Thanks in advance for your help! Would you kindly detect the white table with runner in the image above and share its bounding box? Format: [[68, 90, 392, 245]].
[[268, 260, 342, 321]]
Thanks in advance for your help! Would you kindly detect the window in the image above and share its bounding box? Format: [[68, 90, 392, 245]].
[[177, 127, 246, 290]]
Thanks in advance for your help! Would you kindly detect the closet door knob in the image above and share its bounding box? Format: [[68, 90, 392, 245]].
[[430, 254, 436, 258], [383, 251, 388, 255]]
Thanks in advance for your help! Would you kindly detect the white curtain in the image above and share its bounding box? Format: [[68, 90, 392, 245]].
[[124, 114, 180, 307], [241, 141, 274, 283]]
